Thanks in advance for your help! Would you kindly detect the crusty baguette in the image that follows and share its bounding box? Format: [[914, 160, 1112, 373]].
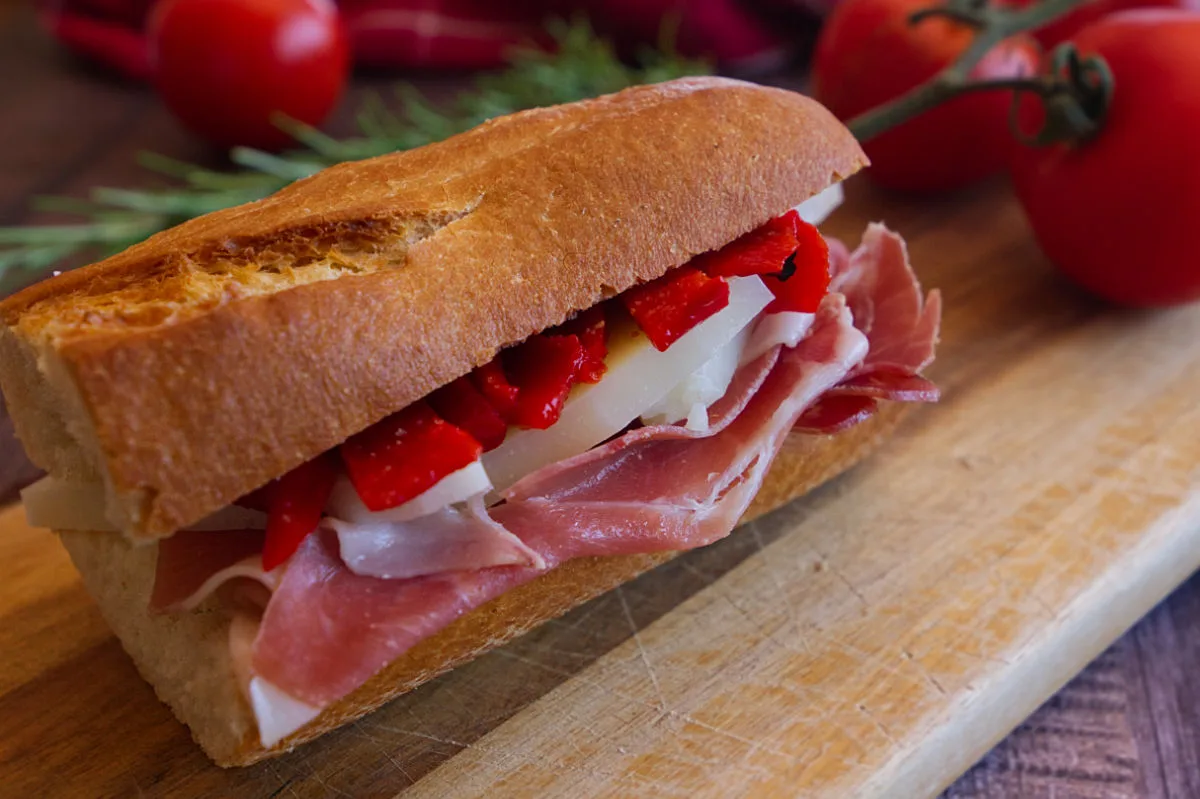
[[59, 405, 904, 767], [0, 77, 866, 542]]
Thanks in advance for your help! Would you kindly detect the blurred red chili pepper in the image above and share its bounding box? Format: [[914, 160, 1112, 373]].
[[40, 0, 820, 80]]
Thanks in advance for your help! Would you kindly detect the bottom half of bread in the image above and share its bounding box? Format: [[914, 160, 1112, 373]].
[[59, 404, 905, 767]]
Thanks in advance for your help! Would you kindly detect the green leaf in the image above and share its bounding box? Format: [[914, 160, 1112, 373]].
[[229, 148, 325, 182]]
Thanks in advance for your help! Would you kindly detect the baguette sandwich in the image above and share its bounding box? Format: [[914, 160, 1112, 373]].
[[0, 77, 941, 766]]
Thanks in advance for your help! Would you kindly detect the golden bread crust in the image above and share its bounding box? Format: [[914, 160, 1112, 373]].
[[1, 77, 866, 540]]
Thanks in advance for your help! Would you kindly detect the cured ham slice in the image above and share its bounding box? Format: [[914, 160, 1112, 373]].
[[151, 530, 273, 612], [794, 225, 941, 434], [832, 223, 941, 375], [251, 531, 528, 705], [155, 497, 544, 610], [496, 298, 867, 556], [830, 366, 940, 402], [325, 494, 544, 579], [251, 296, 868, 705], [792, 369, 938, 435], [793, 395, 878, 435]]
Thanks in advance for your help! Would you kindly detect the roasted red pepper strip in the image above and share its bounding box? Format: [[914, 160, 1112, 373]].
[[257, 452, 339, 571], [472, 358, 520, 420], [762, 217, 831, 313], [553, 305, 608, 383], [504, 334, 585, 429], [692, 210, 831, 313], [620, 266, 731, 352], [340, 401, 483, 512], [429, 377, 509, 451], [692, 211, 801, 278]]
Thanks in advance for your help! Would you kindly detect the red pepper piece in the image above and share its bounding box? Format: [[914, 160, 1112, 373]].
[[472, 358, 520, 420], [429, 377, 509, 452], [693, 211, 801, 278], [258, 452, 339, 571], [44, 11, 153, 82], [340, 401, 483, 512], [620, 266, 731, 352], [691, 210, 831, 313], [762, 218, 831, 313], [504, 334, 584, 429], [554, 305, 608, 383]]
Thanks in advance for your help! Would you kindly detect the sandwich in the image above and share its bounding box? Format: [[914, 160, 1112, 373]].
[[0, 77, 941, 766]]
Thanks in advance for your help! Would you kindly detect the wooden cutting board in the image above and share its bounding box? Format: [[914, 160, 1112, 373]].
[[2, 180, 1199, 798]]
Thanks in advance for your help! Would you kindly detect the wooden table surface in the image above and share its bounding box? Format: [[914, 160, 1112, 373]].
[[3, 6, 1200, 796]]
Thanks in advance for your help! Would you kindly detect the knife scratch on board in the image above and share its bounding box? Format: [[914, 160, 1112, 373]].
[[816, 551, 869, 610], [368, 721, 470, 749], [750, 522, 808, 643], [674, 712, 797, 761], [265, 761, 302, 799], [434, 682, 489, 726], [900, 647, 949, 696], [365, 720, 520, 775], [488, 647, 680, 713], [617, 583, 668, 712], [702, 576, 813, 658], [351, 720, 418, 782], [856, 703, 899, 745]]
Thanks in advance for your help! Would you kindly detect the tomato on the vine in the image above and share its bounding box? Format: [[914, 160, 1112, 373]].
[[1003, 0, 1199, 45], [813, 0, 1039, 194], [148, 0, 349, 150], [1009, 10, 1200, 307]]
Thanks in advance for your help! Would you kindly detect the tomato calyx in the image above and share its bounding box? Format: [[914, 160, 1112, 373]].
[[1010, 43, 1115, 148], [824, 0, 1116, 155]]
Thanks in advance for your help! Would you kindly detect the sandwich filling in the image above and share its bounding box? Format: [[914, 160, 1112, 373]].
[[24, 188, 943, 748]]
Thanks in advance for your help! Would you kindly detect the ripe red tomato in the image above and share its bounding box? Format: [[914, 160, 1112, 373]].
[[813, 0, 1039, 194], [1009, 10, 1200, 307], [148, 0, 349, 150], [1004, 0, 1200, 46]]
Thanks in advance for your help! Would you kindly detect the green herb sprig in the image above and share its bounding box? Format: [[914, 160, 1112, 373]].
[[0, 20, 708, 294]]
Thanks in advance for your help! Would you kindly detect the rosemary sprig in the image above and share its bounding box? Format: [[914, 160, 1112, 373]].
[[0, 19, 708, 294]]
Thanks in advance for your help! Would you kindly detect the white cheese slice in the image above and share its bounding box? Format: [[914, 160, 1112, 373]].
[[21, 478, 111, 532], [482, 276, 773, 492], [21, 476, 268, 532], [325, 460, 491, 523], [742, 311, 817, 367], [640, 325, 750, 429], [249, 677, 321, 749], [793, 182, 844, 225]]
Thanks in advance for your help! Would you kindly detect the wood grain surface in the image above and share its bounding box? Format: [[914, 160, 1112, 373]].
[[2, 6, 1200, 796]]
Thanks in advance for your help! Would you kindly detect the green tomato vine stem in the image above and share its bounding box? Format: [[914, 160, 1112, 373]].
[[846, 0, 1114, 145]]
